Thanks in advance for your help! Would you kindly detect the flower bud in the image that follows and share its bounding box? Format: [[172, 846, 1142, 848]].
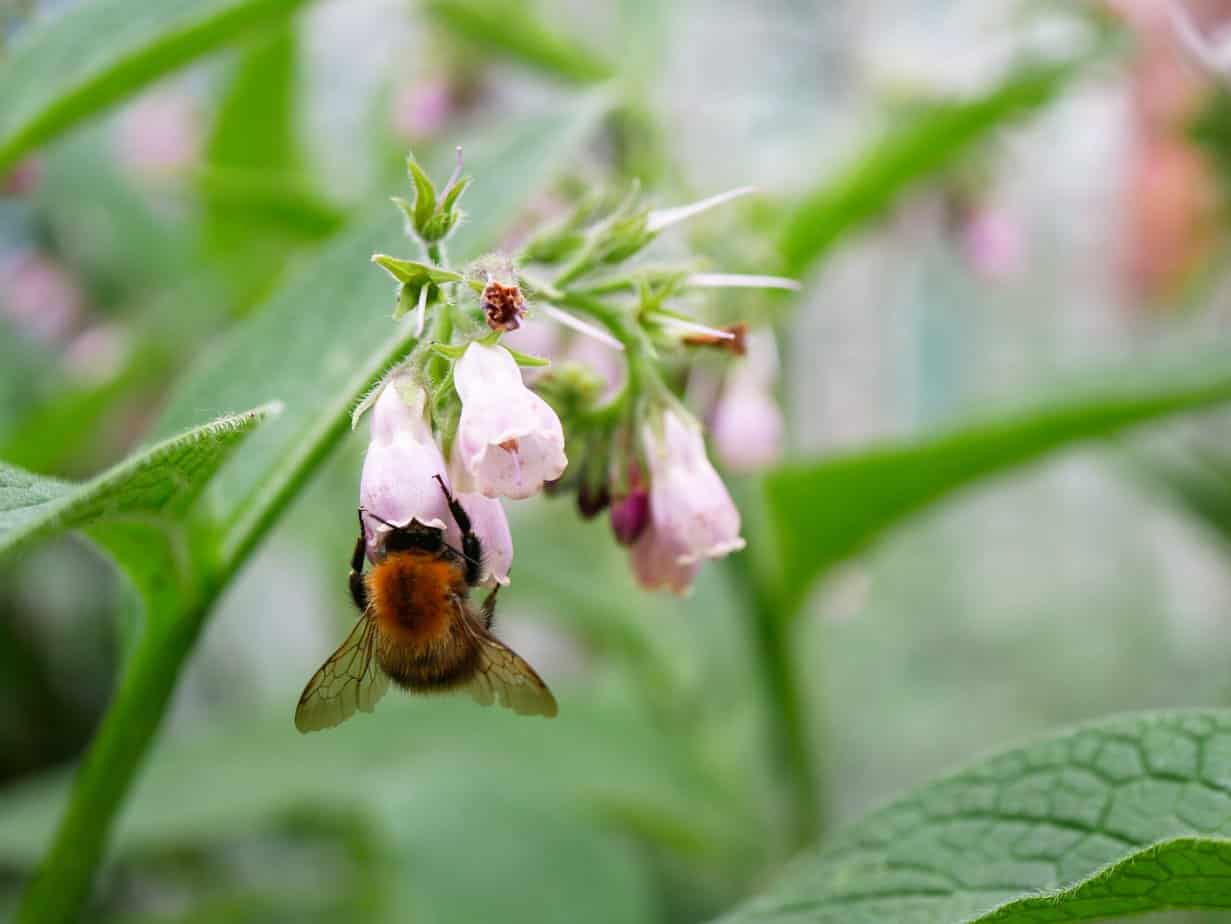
[[577, 478, 611, 519], [609, 487, 649, 545], [359, 375, 452, 561], [453, 342, 568, 499]]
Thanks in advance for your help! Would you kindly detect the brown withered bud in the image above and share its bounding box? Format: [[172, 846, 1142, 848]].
[[683, 321, 747, 356], [482, 281, 527, 332], [577, 479, 611, 519]]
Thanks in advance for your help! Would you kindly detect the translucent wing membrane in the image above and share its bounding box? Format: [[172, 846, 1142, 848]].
[[295, 613, 390, 733], [466, 627, 559, 717]]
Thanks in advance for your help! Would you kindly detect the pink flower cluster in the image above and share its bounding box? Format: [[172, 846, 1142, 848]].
[[361, 339, 752, 595], [359, 344, 567, 585]]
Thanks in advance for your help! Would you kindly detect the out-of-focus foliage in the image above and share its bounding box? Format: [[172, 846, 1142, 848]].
[[776, 58, 1088, 278], [199, 25, 342, 308], [766, 343, 1231, 610], [0, 0, 311, 171]]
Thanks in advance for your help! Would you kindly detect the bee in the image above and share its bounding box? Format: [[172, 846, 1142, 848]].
[[295, 475, 557, 732]]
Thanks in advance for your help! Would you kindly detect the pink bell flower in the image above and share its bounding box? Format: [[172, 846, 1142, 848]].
[[453, 342, 567, 499], [359, 375, 452, 559], [630, 409, 745, 594]]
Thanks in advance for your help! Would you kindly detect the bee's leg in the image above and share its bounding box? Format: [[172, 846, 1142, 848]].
[[433, 475, 482, 586], [479, 585, 500, 630], [349, 509, 369, 611]]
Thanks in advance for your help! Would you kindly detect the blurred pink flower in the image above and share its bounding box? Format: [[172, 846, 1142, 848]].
[[1, 158, 41, 196], [392, 78, 454, 141], [630, 409, 744, 594], [710, 328, 784, 473], [0, 251, 84, 345], [63, 324, 130, 384], [115, 91, 201, 178], [960, 208, 1027, 281], [453, 342, 568, 499], [711, 379, 784, 473], [359, 375, 452, 561]]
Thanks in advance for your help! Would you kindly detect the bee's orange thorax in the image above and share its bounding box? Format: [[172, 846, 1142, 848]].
[[367, 552, 467, 647]]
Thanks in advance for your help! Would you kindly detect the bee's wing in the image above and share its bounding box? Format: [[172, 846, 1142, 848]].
[[294, 613, 390, 733], [466, 625, 558, 718]]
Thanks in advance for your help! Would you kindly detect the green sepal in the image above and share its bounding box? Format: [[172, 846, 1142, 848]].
[[406, 154, 438, 231], [440, 175, 471, 214], [504, 346, 550, 367], [371, 253, 463, 286]]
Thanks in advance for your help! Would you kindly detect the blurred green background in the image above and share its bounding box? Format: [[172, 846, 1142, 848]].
[[6, 0, 1231, 922]]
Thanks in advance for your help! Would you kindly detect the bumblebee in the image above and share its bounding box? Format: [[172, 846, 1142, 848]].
[[295, 476, 557, 732]]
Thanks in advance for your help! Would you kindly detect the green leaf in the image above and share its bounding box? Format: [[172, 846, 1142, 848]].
[[423, 0, 614, 85], [714, 710, 1231, 924], [0, 0, 313, 173], [0, 404, 276, 559], [778, 57, 1085, 277], [767, 342, 1231, 611], [199, 24, 337, 308]]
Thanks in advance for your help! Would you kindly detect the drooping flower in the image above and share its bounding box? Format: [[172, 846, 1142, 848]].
[[453, 342, 568, 499], [630, 409, 745, 594], [359, 374, 452, 560]]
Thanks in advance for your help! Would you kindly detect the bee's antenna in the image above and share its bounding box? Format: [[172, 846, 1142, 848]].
[[361, 508, 401, 531]]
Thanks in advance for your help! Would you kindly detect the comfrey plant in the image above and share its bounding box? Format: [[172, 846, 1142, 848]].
[[358, 152, 798, 596]]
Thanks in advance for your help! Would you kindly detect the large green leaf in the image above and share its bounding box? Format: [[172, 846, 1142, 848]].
[[0, 405, 275, 558], [198, 23, 339, 308], [767, 343, 1231, 610], [777, 58, 1084, 278], [715, 710, 1231, 924], [0, 0, 313, 172]]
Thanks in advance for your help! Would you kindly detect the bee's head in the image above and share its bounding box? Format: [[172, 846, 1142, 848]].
[[370, 516, 446, 558]]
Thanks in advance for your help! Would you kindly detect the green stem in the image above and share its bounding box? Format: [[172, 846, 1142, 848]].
[[722, 551, 820, 850], [16, 576, 215, 924]]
